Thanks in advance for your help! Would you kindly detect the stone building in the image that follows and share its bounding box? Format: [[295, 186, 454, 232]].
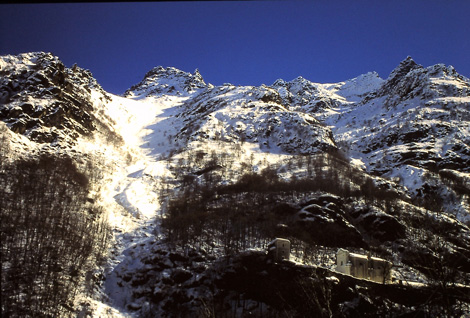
[[336, 248, 392, 283], [268, 238, 291, 262]]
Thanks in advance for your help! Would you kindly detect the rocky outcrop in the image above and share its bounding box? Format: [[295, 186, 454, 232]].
[[0, 52, 118, 145], [173, 84, 337, 154], [124, 66, 211, 97], [373, 56, 470, 109]]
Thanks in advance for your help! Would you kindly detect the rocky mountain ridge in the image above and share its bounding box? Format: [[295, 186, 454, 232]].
[[124, 65, 211, 98], [0, 52, 118, 147]]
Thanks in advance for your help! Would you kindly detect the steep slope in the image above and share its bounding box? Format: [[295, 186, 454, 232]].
[[123, 68, 338, 155], [105, 59, 469, 317], [331, 57, 470, 173], [0, 52, 119, 147], [1, 53, 469, 317], [313, 57, 470, 220], [0, 53, 184, 317], [173, 84, 337, 154], [0, 53, 119, 317], [268, 56, 470, 221], [124, 66, 211, 98], [271, 71, 384, 112]]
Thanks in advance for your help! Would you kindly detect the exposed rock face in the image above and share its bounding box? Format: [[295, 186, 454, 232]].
[[374, 56, 470, 109], [173, 84, 337, 154], [0, 52, 116, 145], [272, 76, 325, 107], [124, 66, 211, 97], [378, 56, 422, 99], [350, 205, 406, 242], [295, 196, 366, 248], [307, 57, 470, 177]]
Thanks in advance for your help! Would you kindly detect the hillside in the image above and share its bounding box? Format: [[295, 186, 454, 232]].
[[1, 52, 469, 317]]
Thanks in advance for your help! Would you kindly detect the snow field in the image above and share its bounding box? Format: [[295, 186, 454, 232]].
[[76, 92, 192, 316]]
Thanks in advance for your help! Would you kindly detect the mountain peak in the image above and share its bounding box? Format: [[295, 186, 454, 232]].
[[272, 78, 287, 87], [335, 71, 384, 101], [387, 56, 421, 81], [193, 68, 202, 78], [374, 56, 423, 99], [125, 66, 211, 97], [0, 52, 111, 145], [143, 66, 184, 79]]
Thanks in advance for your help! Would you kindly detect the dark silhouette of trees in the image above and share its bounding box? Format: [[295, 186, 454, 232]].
[[1, 150, 110, 317], [160, 149, 407, 261], [400, 208, 470, 316]]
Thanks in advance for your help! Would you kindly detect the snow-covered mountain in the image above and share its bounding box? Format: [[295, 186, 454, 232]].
[[124, 66, 211, 97], [0, 52, 117, 147], [272, 70, 384, 110], [1, 52, 470, 317], [329, 56, 470, 174]]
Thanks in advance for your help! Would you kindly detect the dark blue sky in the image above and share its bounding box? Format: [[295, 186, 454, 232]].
[[1, 1, 469, 95]]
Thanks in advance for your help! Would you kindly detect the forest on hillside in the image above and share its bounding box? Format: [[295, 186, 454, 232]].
[[156, 145, 470, 316], [0, 124, 111, 318]]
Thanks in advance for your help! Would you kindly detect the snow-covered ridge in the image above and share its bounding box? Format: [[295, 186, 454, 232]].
[[334, 71, 384, 101], [120, 55, 469, 218], [124, 66, 212, 98], [171, 84, 337, 154], [325, 56, 470, 172], [3, 52, 468, 210], [0, 52, 115, 146], [271, 71, 385, 117]]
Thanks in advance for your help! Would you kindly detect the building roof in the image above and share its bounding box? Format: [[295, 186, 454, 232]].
[[268, 238, 290, 246], [349, 252, 369, 260]]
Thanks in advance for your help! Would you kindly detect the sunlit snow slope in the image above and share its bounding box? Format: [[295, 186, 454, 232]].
[[87, 93, 194, 316]]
